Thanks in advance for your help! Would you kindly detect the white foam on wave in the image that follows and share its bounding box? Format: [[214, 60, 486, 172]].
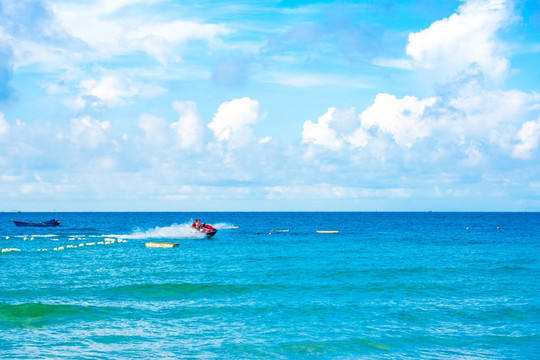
[[211, 222, 238, 230], [118, 223, 206, 240], [15, 234, 57, 238]]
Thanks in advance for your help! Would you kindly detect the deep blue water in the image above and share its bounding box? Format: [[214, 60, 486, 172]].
[[0, 212, 539, 359]]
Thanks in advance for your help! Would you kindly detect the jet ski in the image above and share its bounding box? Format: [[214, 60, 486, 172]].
[[191, 221, 218, 238]]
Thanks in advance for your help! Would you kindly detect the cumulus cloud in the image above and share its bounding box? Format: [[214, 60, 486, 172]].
[[208, 97, 261, 149], [302, 95, 438, 151], [302, 84, 540, 166], [512, 119, 540, 159], [302, 108, 345, 151], [171, 101, 206, 151], [303, 107, 364, 150], [406, 0, 513, 81], [360, 94, 438, 148]]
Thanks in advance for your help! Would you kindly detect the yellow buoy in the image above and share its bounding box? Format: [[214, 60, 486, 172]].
[[145, 242, 179, 248]]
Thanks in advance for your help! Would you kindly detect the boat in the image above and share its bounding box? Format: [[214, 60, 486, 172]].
[[12, 219, 61, 227], [191, 220, 218, 238]]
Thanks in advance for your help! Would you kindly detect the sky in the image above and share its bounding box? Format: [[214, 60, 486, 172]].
[[0, 0, 539, 212]]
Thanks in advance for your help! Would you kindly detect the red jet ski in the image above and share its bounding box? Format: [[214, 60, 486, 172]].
[[191, 220, 218, 238]]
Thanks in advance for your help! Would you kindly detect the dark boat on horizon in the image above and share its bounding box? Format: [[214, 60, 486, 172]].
[[12, 219, 61, 227]]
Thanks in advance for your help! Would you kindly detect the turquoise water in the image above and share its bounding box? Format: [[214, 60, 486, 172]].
[[1, 212, 539, 359]]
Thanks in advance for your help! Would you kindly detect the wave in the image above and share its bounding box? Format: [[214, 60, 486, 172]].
[[119, 223, 204, 240], [0, 302, 130, 330], [117, 221, 237, 240], [211, 222, 239, 230], [103, 282, 255, 299]]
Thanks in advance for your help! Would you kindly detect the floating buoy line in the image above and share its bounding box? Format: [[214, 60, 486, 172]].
[[2, 235, 128, 254]]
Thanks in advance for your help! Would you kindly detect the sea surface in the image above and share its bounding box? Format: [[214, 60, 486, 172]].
[[0, 212, 539, 359]]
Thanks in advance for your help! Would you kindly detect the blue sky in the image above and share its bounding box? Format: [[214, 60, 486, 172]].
[[1, 0, 539, 211]]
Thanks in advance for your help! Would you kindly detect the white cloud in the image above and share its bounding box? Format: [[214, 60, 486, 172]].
[[461, 145, 483, 167], [442, 88, 540, 153], [77, 74, 166, 109], [301, 86, 540, 166], [80, 75, 138, 107], [406, 0, 513, 81], [70, 116, 111, 148], [343, 127, 370, 148], [360, 93, 438, 148], [302, 107, 364, 151], [51, 1, 231, 63], [208, 97, 261, 149], [302, 108, 344, 151], [171, 101, 206, 151], [264, 184, 410, 200], [512, 119, 540, 159], [259, 136, 272, 144], [371, 58, 413, 70], [259, 71, 369, 88]]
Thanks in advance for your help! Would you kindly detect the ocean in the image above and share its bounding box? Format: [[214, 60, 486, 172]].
[[0, 212, 539, 359]]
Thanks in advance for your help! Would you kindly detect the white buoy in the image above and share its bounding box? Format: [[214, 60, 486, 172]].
[[78, 244, 84, 247], [6, 236, 10, 240], [97, 241, 104, 245]]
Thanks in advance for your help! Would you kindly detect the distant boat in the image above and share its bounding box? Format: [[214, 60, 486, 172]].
[[12, 219, 61, 227]]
